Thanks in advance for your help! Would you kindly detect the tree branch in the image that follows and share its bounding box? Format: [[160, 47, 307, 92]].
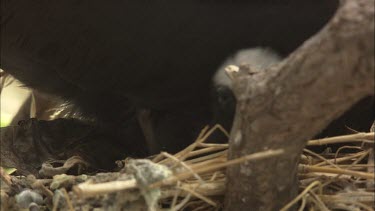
[[224, 0, 374, 210]]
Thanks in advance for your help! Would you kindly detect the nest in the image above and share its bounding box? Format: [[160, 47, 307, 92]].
[[1, 125, 374, 210]]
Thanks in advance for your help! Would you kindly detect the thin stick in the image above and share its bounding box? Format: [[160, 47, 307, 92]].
[[185, 146, 227, 158], [160, 152, 204, 183], [170, 193, 192, 211], [299, 165, 375, 180], [150, 149, 284, 189], [281, 180, 322, 211], [309, 191, 330, 211], [314, 151, 369, 166], [171, 182, 182, 209], [306, 132, 374, 146], [74, 179, 137, 198], [158, 126, 210, 164], [61, 188, 75, 211], [178, 186, 217, 207], [184, 150, 227, 165], [303, 149, 341, 169]]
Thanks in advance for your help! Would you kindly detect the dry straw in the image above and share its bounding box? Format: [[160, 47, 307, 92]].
[[74, 125, 374, 210]]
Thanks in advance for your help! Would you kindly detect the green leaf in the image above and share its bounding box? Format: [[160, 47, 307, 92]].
[[3, 167, 17, 175]]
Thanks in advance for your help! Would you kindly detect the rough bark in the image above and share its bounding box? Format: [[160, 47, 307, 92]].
[[224, 0, 374, 210]]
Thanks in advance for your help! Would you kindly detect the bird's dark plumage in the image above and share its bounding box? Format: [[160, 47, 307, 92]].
[[1, 0, 339, 158]]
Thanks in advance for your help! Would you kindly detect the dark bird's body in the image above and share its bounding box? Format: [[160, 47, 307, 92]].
[[1, 0, 338, 160]]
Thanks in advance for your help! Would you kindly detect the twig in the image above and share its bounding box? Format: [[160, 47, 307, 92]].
[[307, 133, 374, 146], [299, 165, 375, 180], [281, 180, 322, 211], [74, 179, 137, 198], [303, 149, 341, 169], [178, 186, 217, 207], [160, 152, 204, 183], [150, 149, 284, 188], [314, 150, 369, 166]]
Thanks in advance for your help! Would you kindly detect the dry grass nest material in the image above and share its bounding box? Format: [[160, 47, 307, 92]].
[[1, 125, 374, 210], [73, 126, 375, 210]]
